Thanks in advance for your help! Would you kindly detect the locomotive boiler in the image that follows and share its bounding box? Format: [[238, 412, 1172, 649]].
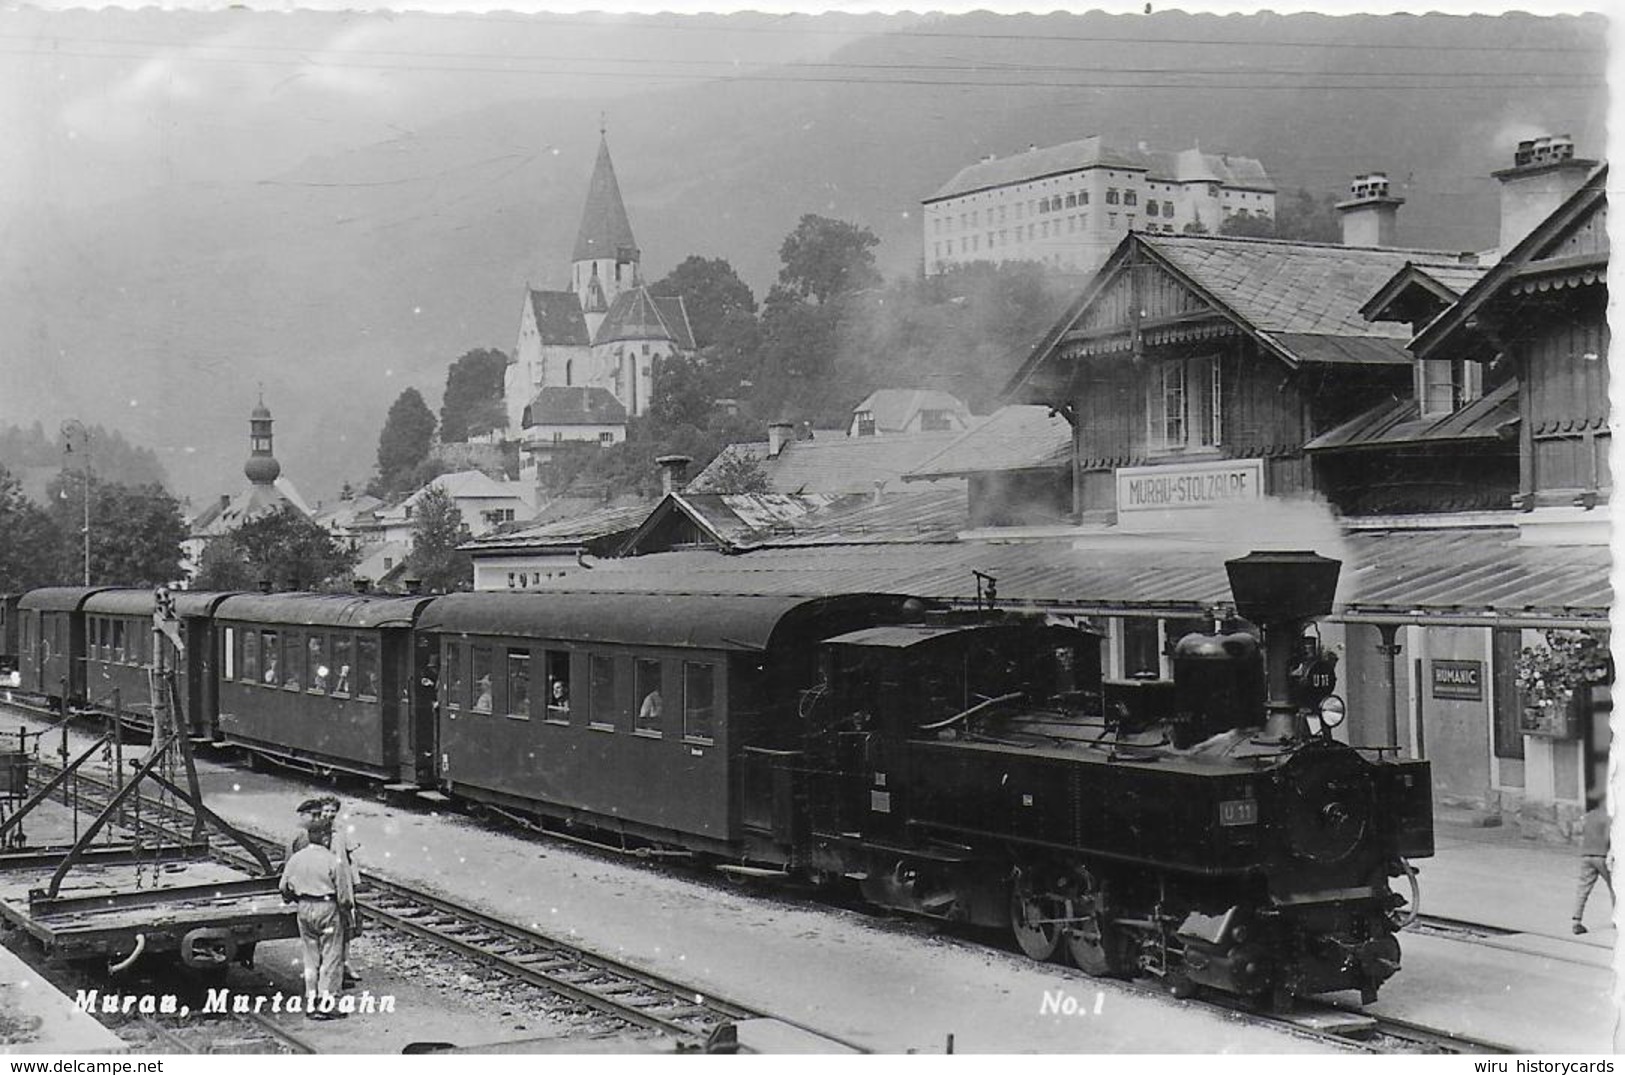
[[795, 551, 1433, 1009]]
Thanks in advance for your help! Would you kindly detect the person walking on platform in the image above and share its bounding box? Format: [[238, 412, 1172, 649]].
[[279, 817, 354, 1017], [319, 795, 363, 988], [1574, 801, 1613, 934]]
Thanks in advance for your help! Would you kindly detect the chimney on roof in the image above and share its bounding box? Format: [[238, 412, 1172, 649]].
[[656, 454, 692, 496], [768, 421, 795, 459], [1335, 173, 1404, 247], [1493, 134, 1596, 253]]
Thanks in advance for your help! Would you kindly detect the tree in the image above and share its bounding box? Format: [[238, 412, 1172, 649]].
[[438, 349, 510, 443], [776, 215, 881, 304], [0, 465, 64, 591], [1219, 209, 1277, 239], [648, 352, 717, 431], [46, 474, 186, 586], [1271, 188, 1343, 243], [404, 486, 473, 593], [373, 388, 436, 495], [648, 256, 757, 350], [703, 450, 770, 494], [194, 505, 358, 591]]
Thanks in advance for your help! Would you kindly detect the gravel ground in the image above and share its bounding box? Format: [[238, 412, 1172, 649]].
[[2, 708, 1334, 1053]]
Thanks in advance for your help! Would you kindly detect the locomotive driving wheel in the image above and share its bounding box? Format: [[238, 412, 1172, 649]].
[[1009, 877, 1062, 961], [1063, 881, 1133, 978]]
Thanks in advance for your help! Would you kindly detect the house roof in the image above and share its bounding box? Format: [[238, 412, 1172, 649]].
[[1003, 232, 1468, 401], [572, 135, 639, 264], [461, 503, 656, 554], [527, 289, 592, 347], [523, 386, 627, 428], [688, 431, 969, 496], [907, 405, 1072, 480], [1413, 164, 1608, 363], [927, 137, 1274, 203], [754, 488, 969, 546], [1303, 379, 1520, 453], [619, 492, 840, 554], [851, 389, 969, 431], [192, 476, 312, 537], [1360, 260, 1494, 323], [594, 288, 696, 350]]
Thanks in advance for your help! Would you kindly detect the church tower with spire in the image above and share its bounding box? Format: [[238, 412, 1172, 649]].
[[504, 126, 696, 456], [571, 131, 641, 341]]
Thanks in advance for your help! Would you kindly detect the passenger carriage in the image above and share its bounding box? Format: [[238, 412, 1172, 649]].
[[213, 593, 436, 783], [81, 590, 235, 737], [16, 587, 109, 704], [418, 591, 912, 857], [0, 594, 21, 678]]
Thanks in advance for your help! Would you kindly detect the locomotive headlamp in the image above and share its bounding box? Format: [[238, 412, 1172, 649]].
[[1317, 695, 1347, 730]]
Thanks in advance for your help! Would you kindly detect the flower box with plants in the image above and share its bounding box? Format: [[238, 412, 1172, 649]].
[[1516, 629, 1610, 738]]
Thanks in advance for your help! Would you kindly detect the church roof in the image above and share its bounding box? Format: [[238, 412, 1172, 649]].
[[527, 289, 592, 346], [192, 476, 312, 538], [595, 288, 696, 350], [523, 386, 627, 427], [572, 136, 639, 264]]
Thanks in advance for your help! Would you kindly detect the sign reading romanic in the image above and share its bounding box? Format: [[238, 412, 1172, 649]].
[[1431, 660, 1484, 702], [1116, 459, 1265, 513]]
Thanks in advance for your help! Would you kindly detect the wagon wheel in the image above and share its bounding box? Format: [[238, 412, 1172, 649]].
[[1065, 912, 1133, 978], [1009, 885, 1062, 961]]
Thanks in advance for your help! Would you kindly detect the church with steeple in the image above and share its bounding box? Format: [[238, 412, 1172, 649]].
[[182, 396, 313, 580], [504, 132, 696, 454]]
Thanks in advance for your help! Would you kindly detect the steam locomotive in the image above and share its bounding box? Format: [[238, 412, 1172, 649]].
[[6, 550, 1432, 1008]]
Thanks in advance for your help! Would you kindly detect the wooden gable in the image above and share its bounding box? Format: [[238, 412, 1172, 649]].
[[1058, 248, 1230, 359]]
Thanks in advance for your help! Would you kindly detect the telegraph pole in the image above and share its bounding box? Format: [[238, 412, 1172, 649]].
[[60, 420, 91, 586]]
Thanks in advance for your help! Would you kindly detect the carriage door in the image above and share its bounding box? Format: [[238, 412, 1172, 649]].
[[183, 617, 213, 740]]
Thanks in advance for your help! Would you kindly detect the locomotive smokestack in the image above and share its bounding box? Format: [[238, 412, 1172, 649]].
[[1225, 551, 1341, 740]]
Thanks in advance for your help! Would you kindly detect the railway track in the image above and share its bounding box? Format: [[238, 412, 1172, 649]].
[[15, 750, 864, 1054], [0, 699, 1536, 1054]]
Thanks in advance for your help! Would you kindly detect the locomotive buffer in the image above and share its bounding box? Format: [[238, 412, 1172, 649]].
[[0, 588, 297, 973]]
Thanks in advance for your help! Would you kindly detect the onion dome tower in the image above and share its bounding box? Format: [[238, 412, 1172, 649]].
[[244, 396, 282, 486]]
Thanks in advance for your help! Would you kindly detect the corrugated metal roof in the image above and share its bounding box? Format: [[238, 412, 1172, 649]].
[[1305, 380, 1520, 452], [463, 503, 654, 551], [907, 405, 1072, 479], [513, 525, 1608, 625], [757, 488, 969, 546]]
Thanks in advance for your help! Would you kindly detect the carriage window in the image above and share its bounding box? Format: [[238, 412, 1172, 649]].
[[589, 654, 616, 730], [634, 658, 663, 736], [544, 650, 571, 723], [261, 631, 280, 685], [112, 620, 125, 663], [506, 649, 530, 719], [308, 634, 330, 693], [683, 663, 715, 742], [471, 646, 495, 714], [224, 627, 236, 680], [243, 629, 260, 683], [356, 636, 379, 699], [332, 634, 353, 695], [443, 644, 464, 708], [282, 631, 302, 691]]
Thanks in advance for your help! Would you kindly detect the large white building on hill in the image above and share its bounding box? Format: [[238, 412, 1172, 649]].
[[923, 136, 1275, 278]]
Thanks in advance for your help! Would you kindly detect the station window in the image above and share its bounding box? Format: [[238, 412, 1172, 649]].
[[356, 636, 379, 699], [590, 654, 617, 730], [544, 651, 571, 722], [282, 631, 301, 691], [443, 643, 463, 709], [634, 658, 663, 736], [333, 634, 354, 695], [243, 629, 260, 683], [261, 631, 280, 686], [683, 662, 716, 743], [471, 647, 495, 714], [308, 634, 330, 694], [506, 649, 530, 720]]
